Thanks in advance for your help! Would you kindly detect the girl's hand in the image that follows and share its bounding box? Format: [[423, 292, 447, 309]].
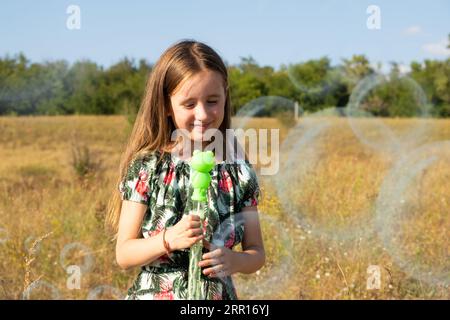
[[165, 214, 204, 251], [198, 240, 237, 278]]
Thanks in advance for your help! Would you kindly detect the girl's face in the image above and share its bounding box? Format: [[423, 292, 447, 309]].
[[169, 70, 226, 148]]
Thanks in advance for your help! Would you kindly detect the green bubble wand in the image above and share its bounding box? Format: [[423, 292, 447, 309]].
[[187, 150, 215, 300]]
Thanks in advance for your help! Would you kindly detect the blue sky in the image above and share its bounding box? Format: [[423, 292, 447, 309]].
[[1, 0, 449, 70]]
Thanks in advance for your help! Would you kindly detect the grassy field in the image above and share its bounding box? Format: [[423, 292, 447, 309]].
[[0, 115, 448, 299]]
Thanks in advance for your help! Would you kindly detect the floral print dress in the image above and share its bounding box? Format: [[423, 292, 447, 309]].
[[118, 150, 261, 300]]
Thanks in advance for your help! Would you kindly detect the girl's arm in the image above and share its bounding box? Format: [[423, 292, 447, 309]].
[[116, 200, 204, 270], [115, 200, 167, 270], [233, 205, 266, 274]]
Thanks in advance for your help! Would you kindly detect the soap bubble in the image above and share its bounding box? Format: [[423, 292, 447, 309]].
[[346, 73, 431, 155], [375, 141, 450, 286], [59, 242, 94, 274], [87, 285, 125, 300], [211, 209, 297, 299], [22, 280, 61, 300], [274, 109, 375, 241]]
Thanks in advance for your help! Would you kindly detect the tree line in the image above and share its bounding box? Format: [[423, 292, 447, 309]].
[[1, 48, 449, 118]]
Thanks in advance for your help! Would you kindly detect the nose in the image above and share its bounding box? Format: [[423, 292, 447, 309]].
[[194, 103, 210, 123]]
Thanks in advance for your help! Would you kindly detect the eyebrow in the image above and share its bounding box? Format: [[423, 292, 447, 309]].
[[179, 94, 221, 105]]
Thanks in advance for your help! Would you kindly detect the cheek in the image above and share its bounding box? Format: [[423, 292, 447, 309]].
[[216, 102, 225, 123], [173, 109, 195, 128]]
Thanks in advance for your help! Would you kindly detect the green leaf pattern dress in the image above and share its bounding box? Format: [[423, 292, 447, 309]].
[[118, 150, 261, 300]]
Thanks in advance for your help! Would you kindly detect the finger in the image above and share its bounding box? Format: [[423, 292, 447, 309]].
[[190, 220, 200, 228], [189, 221, 201, 228], [198, 258, 221, 268], [203, 264, 224, 276], [190, 233, 204, 242], [210, 268, 229, 278], [186, 228, 203, 237], [202, 248, 221, 260], [189, 214, 200, 221], [190, 234, 204, 245]]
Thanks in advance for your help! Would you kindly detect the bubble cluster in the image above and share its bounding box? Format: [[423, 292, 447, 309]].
[[375, 141, 450, 286], [231, 69, 448, 290]]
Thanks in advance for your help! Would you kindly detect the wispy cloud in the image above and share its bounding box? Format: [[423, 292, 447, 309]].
[[422, 38, 450, 56], [403, 25, 422, 36]]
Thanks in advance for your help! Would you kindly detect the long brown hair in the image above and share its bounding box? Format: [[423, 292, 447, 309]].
[[105, 39, 233, 236]]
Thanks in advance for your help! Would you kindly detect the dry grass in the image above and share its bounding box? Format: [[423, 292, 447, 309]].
[[0, 115, 448, 299]]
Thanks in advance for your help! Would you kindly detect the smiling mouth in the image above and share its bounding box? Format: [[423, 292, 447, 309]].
[[192, 123, 211, 128]]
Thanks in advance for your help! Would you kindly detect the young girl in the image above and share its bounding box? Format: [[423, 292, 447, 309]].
[[106, 40, 265, 300]]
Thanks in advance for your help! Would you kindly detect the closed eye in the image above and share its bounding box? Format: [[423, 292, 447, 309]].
[[183, 100, 218, 108]]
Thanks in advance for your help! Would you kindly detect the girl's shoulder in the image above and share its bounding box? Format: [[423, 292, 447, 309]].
[[227, 160, 261, 209], [119, 150, 164, 204], [235, 161, 259, 189], [234, 159, 257, 179], [121, 151, 163, 188], [128, 150, 165, 170]]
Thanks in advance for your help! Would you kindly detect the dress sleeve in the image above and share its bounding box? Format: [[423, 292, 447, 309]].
[[237, 162, 261, 209], [118, 156, 154, 205]]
